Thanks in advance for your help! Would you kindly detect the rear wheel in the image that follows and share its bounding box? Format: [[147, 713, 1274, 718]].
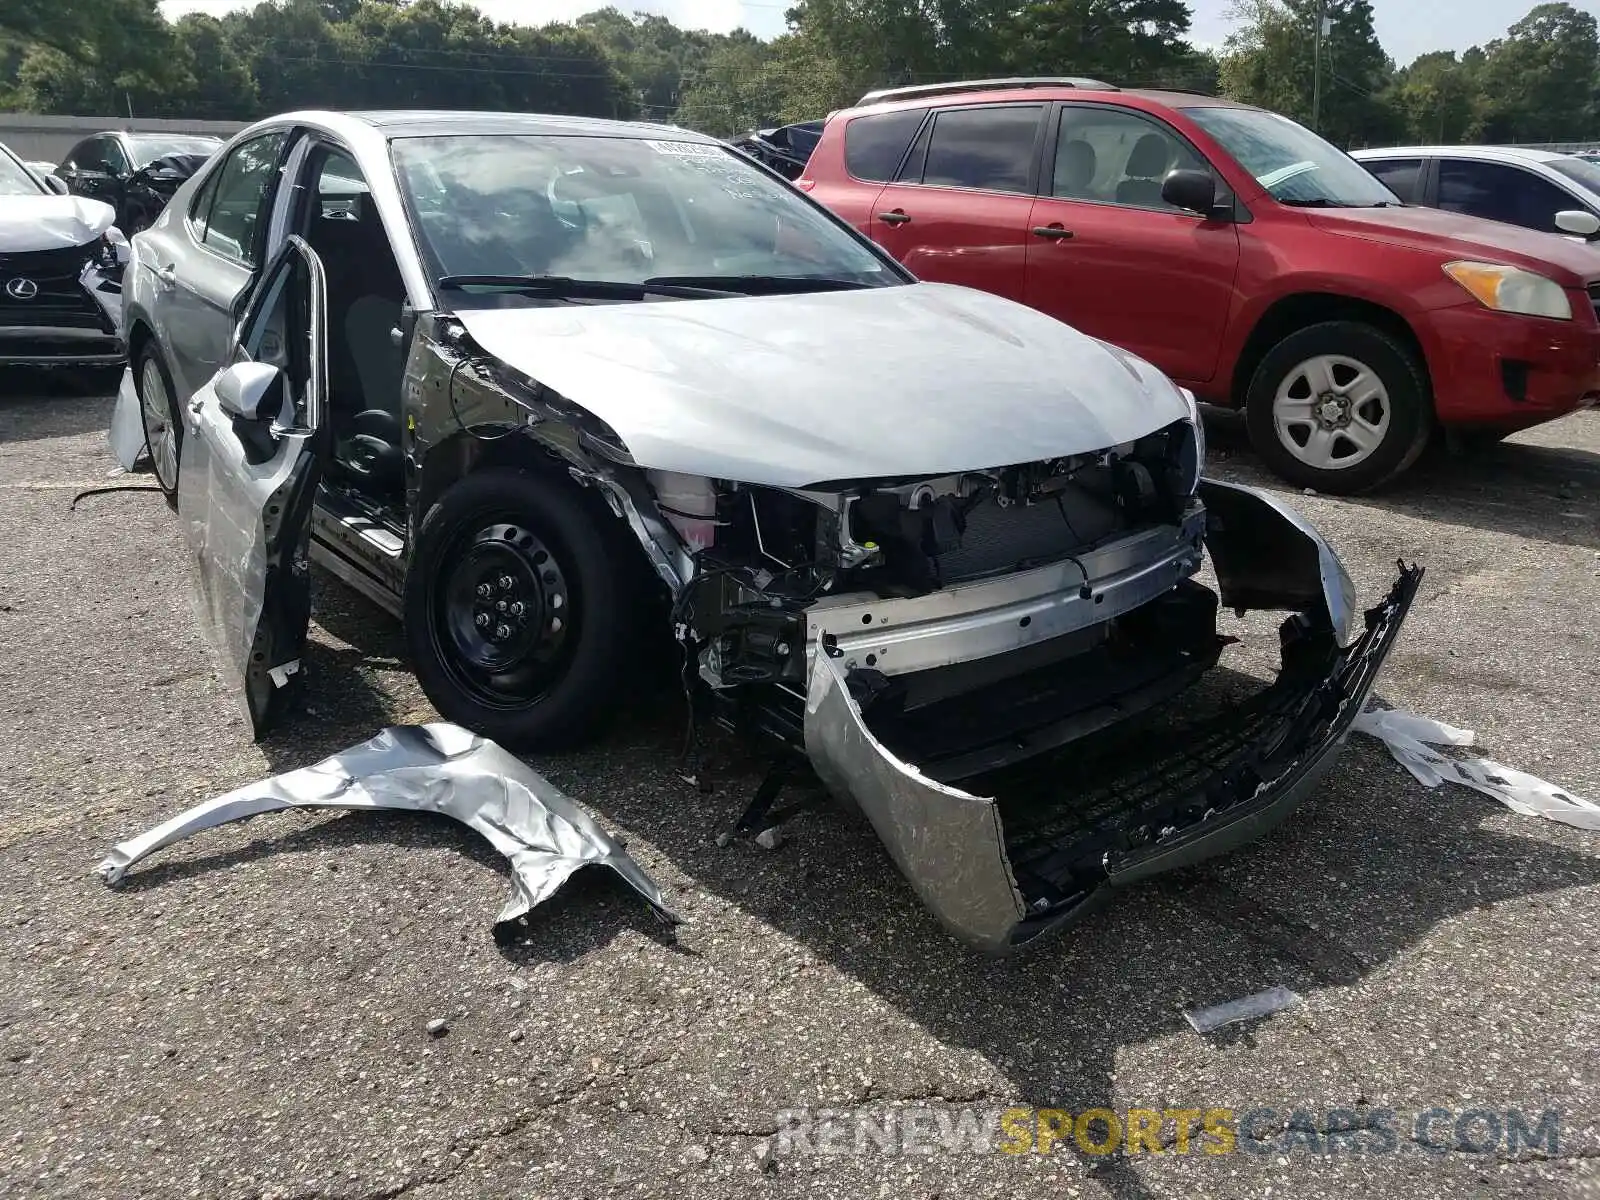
[[136, 342, 182, 505], [403, 468, 642, 750], [1245, 320, 1432, 494]]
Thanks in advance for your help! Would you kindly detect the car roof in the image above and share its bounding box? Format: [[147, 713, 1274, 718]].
[[344, 109, 714, 142], [1352, 144, 1567, 164], [839, 85, 1256, 118]]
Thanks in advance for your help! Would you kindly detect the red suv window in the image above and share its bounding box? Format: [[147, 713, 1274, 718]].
[[844, 109, 925, 182], [917, 105, 1043, 193]]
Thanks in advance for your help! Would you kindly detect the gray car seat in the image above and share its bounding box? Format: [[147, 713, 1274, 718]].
[[1054, 139, 1098, 198], [309, 190, 406, 496], [1115, 134, 1174, 208]]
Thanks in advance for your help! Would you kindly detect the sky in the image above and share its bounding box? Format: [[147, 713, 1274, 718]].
[[160, 0, 1600, 69]]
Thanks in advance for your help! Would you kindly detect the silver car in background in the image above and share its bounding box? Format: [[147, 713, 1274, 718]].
[[0, 139, 126, 368], [1353, 144, 1600, 240]]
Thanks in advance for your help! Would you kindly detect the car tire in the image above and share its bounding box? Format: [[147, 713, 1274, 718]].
[[1244, 321, 1432, 494], [135, 341, 183, 506], [403, 467, 644, 751]]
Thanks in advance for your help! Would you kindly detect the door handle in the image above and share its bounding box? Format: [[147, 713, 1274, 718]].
[[154, 264, 177, 287], [1031, 225, 1074, 240], [878, 210, 912, 226]]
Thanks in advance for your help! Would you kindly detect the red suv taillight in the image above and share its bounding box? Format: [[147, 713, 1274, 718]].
[[795, 177, 817, 192]]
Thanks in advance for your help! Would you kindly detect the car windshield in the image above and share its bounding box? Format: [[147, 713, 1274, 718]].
[[391, 133, 899, 303], [127, 135, 220, 168], [0, 151, 43, 196], [1185, 106, 1398, 208], [1546, 155, 1600, 196]]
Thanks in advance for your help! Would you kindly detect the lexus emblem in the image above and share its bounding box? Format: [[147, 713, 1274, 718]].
[[5, 277, 38, 301]]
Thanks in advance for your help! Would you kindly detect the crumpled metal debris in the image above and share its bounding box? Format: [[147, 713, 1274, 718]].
[[1185, 985, 1302, 1034], [97, 723, 680, 929], [1352, 705, 1600, 831]]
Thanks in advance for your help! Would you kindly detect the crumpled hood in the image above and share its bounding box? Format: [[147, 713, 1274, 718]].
[[1306, 205, 1600, 284], [455, 282, 1191, 487], [0, 194, 115, 253]]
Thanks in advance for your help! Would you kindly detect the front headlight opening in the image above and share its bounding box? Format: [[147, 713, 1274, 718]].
[[1443, 260, 1572, 320], [92, 235, 121, 271]]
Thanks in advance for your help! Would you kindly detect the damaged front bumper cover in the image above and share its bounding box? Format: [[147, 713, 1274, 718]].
[[0, 264, 125, 367], [98, 723, 679, 932], [802, 479, 1422, 954]]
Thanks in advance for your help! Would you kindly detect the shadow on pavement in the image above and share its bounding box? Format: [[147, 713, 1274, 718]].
[[0, 370, 123, 445], [102, 450, 1600, 1198], [1204, 407, 1600, 552]]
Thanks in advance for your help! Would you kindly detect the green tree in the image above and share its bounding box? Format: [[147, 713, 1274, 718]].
[[169, 14, 259, 119], [218, 0, 345, 112], [6, 0, 179, 114], [674, 31, 782, 136], [1473, 3, 1599, 142], [577, 8, 718, 120], [1388, 50, 1477, 143], [998, 0, 1200, 88], [0, 0, 168, 63], [1219, 0, 1400, 146]]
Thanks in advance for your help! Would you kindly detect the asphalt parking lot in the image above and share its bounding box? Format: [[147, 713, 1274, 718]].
[[2, 373, 1598, 1200]]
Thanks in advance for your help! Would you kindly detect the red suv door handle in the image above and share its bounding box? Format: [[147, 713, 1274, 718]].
[[1031, 225, 1074, 240], [878, 210, 912, 226]]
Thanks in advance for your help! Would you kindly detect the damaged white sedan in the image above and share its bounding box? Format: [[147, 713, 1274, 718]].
[[120, 111, 1420, 953], [0, 140, 125, 367]]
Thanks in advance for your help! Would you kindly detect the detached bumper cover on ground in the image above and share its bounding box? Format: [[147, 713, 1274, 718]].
[[803, 479, 1423, 954], [97, 723, 679, 931]]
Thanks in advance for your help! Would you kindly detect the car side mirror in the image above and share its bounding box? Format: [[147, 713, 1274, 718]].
[[1555, 209, 1600, 238], [216, 360, 282, 422], [43, 174, 67, 195], [1162, 169, 1219, 217]]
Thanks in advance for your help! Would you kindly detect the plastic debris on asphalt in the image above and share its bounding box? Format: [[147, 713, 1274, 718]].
[[97, 722, 681, 931], [1352, 705, 1600, 831], [1184, 986, 1302, 1034]]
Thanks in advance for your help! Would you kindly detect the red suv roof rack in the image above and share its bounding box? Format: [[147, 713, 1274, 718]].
[[856, 77, 1120, 105]]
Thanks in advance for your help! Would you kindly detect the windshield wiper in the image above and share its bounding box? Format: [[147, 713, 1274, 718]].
[[1277, 197, 1346, 208], [436, 274, 738, 300], [645, 274, 875, 294]]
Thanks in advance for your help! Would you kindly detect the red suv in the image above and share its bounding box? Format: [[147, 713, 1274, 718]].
[[800, 78, 1600, 492]]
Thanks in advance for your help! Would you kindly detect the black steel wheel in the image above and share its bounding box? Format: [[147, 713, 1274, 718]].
[[434, 521, 577, 710], [403, 467, 642, 749]]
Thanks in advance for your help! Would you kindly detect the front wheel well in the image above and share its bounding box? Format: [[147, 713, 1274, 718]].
[[414, 429, 617, 541], [125, 318, 154, 367], [1229, 293, 1431, 409]]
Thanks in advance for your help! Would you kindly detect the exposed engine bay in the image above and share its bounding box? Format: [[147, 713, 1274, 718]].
[[667, 415, 1202, 695]]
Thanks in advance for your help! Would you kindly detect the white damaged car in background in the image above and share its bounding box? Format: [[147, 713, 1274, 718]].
[[115, 111, 1422, 954], [0, 140, 126, 369]]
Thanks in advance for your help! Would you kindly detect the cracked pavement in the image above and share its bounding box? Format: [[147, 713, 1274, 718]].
[[1, 374, 1598, 1199]]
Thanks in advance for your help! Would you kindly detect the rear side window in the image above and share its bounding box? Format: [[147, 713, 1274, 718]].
[[919, 105, 1042, 194], [75, 138, 112, 174], [1362, 157, 1423, 202], [197, 132, 287, 265], [845, 109, 925, 182], [1438, 159, 1581, 234]]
